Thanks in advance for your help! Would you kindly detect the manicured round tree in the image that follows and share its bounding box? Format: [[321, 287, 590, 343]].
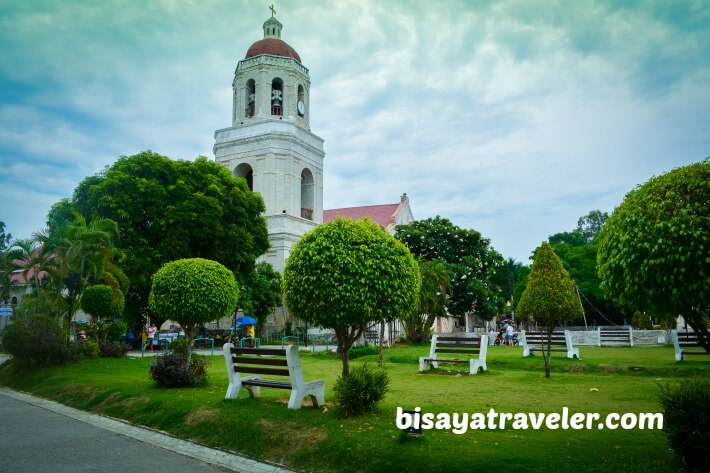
[[597, 159, 710, 351], [149, 258, 239, 363], [81, 284, 124, 321], [517, 241, 584, 377], [283, 218, 420, 376]]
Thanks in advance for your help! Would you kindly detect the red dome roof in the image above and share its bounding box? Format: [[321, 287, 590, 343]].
[[245, 38, 301, 63]]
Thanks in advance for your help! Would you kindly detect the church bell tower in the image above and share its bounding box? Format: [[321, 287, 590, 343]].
[[214, 10, 325, 274]]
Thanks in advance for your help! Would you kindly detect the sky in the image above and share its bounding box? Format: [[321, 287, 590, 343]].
[[0, 0, 708, 263]]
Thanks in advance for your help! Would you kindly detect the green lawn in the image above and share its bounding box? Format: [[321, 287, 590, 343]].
[[2, 344, 708, 472]]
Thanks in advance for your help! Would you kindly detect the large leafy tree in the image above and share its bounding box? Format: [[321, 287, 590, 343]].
[[548, 213, 624, 327], [517, 242, 584, 377], [70, 151, 269, 326], [395, 216, 504, 321], [149, 258, 239, 364], [597, 159, 710, 351], [402, 258, 452, 342], [283, 218, 420, 376], [239, 262, 281, 333], [575, 210, 609, 243], [493, 257, 524, 318]]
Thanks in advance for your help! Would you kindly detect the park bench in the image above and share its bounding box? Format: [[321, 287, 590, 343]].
[[598, 327, 632, 346], [671, 330, 710, 361], [222, 343, 325, 410], [418, 334, 489, 375], [519, 330, 580, 359]]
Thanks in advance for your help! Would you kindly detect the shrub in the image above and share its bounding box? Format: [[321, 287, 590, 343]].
[[81, 284, 123, 320], [349, 344, 378, 360], [658, 377, 710, 470], [99, 341, 130, 358], [89, 320, 128, 343], [632, 310, 652, 330], [81, 340, 101, 358], [333, 363, 390, 417], [2, 314, 69, 366], [149, 353, 208, 387], [169, 338, 189, 356]]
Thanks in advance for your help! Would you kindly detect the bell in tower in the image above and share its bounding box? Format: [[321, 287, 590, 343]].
[[213, 8, 325, 275]]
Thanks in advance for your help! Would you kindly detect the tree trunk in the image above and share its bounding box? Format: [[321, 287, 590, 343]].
[[544, 326, 552, 378], [335, 325, 363, 377], [185, 325, 198, 366], [377, 321, 385, 368], [686, 309, 710, 353]]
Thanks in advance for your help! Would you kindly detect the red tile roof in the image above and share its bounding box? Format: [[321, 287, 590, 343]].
[[245, 38, 301, 63], [323, 203, 400, 229]]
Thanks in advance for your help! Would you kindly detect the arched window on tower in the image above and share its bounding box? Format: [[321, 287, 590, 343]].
[[234, 163, 254, 191], [297, 85, 305, 117], [271, 78, 283, 116], [245, 79, 255, 118], [300, 168, 314, 220]]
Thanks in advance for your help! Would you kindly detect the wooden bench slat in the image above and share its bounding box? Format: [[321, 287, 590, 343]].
[[436, 337, 481, 342], [436, 342, 480, 348], [233, 366, 291, 376], [232, 356, 289, 366], [230, 347, 286, 356], [423, 358, 468, 363], [435, 348, 481, 354], [242, 379, 292, 389]]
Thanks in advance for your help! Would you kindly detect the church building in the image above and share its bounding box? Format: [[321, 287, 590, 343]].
[[214, 11, 413, 275]]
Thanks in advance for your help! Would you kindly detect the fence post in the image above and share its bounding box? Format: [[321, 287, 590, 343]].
[[597, 327, 601, 347]]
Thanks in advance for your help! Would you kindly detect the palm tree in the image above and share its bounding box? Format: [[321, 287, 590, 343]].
[[32, 213, 124, 331], [9, 237, 65, 319]]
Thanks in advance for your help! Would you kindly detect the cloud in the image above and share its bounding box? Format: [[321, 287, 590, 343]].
[[0, 0, 707, 263]]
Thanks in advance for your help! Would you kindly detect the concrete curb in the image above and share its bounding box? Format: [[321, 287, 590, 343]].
[[0, 387, 293, 473]]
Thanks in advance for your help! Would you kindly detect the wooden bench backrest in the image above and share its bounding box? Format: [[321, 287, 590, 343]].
[[675, 331, 702, 347], [434, 336, 483, 355], [228, 346, 291, 377], [523, 332, 568, 345]]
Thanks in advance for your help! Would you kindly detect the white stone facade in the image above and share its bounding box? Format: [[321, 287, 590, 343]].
[[214, 23, 324, 275]]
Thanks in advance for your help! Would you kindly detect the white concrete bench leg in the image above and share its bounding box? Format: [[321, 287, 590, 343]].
[[674, 332, 686, 361], [564, 330, 580, 359], [418, 357, 431, 372], [288, 380, 325, 410], [469, 359, 486, 374], [469, 335, 488, 374], [520, 331, 530, 356]]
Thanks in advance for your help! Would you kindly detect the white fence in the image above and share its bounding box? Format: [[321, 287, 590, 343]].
[[488, 328, 669, 347]]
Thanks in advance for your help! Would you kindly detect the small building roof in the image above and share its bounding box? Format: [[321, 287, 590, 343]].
[[323, 194, 413, 233], [323, 203, 400, 228]]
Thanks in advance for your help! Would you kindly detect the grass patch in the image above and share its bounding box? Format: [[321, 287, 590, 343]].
[[1, 344, 708, 472]]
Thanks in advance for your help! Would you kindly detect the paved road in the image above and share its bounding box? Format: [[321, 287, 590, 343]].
[[0, 388, 291, 473]]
